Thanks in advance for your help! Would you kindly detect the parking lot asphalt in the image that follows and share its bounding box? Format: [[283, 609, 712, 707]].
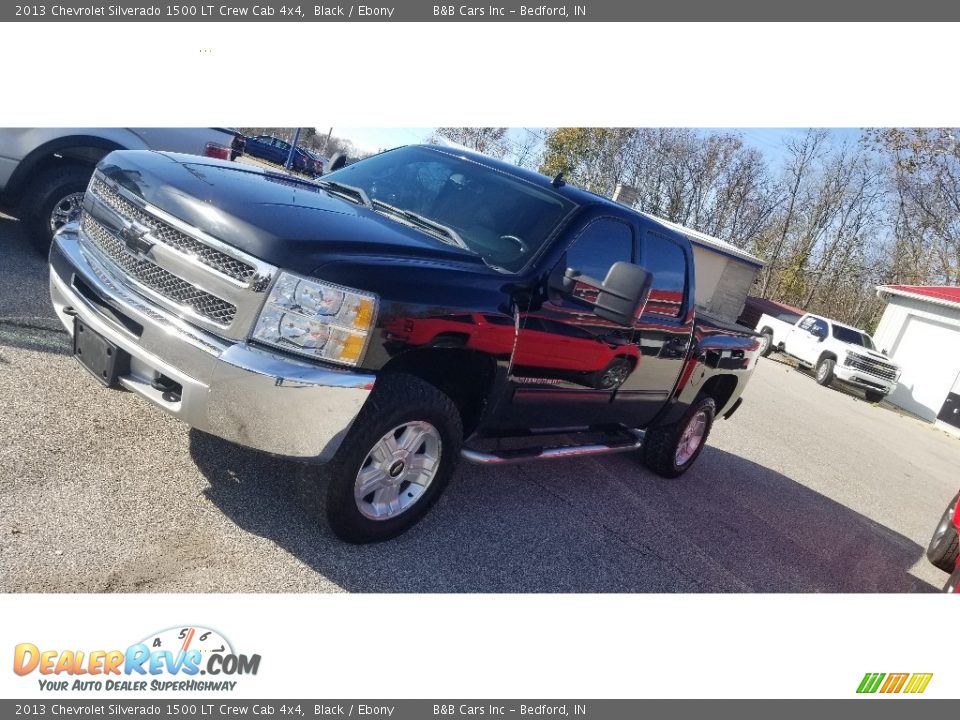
[[1, 211, 958, 593]]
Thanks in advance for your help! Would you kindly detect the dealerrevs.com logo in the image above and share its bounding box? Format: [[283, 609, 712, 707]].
[[13, 626, 261, 692]]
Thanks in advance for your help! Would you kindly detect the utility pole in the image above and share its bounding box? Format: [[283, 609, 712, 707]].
[[284, 128, 303, 172]]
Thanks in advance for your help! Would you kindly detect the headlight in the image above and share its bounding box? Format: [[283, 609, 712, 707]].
[[252, 272, 377, 366]]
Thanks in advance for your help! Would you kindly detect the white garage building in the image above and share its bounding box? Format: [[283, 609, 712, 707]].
[[874, 285, 960, 434]]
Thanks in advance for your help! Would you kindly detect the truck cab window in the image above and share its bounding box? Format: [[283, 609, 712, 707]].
[[642, 232, 687, 317], [564, 218, 634, 282]]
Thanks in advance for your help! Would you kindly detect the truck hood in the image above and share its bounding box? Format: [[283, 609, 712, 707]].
[[96, 150, 489, 275]]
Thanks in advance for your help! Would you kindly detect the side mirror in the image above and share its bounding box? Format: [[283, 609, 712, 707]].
[[882, 348, 889, 356], [552, 261, 652, 326]]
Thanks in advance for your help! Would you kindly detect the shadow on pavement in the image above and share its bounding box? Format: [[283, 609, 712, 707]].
[[189, 428, 936, 593]]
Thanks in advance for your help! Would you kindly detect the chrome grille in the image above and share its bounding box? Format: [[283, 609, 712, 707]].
[[81, 214, 237, 326], [90, 178, 256, 283], [845, 353, 897, 381]]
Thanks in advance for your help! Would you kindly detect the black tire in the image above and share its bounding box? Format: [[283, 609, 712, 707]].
[[945, 566, 960, 593], [927, 493, 960, 573], [759, 331, 774, 357], [24, 165, 93, 254], [324, 373, 463, 544], [641, 396, 716, 479], [591, 356, 633, 389], [864, 389, 886, 403], [815, 357, 836, 386]]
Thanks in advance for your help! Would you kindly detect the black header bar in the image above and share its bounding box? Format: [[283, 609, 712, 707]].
[[3, 0, 955, 21]]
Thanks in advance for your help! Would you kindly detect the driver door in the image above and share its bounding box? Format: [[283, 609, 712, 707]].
[[504, 216, 641, 428]]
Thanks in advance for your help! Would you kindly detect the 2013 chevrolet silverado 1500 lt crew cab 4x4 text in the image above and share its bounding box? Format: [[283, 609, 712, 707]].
[[49, 145, 759, 542]]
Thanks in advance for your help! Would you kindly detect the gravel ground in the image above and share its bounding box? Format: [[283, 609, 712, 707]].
[[1, 211, 958, 593]]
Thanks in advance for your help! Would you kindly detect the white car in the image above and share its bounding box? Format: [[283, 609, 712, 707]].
[[756, 311, 901, 402], [0, 128, 239, 252]]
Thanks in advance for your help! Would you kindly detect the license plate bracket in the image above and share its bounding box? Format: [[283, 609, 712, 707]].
[[73, 319, 129, 387]]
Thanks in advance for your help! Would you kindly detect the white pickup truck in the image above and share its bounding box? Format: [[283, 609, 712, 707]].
[[0, 128, 240, 252], [756, 311, 901, 402]]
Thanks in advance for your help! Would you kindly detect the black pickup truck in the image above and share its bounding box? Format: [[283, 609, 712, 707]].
[[49, 144, 759, 542]]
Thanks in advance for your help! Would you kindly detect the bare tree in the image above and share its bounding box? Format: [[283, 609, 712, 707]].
[[757, 128, 830, 297], [428, 127, 510, 158]]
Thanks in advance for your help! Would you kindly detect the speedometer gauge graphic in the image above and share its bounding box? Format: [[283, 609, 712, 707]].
[[138, 626, 233, 658]]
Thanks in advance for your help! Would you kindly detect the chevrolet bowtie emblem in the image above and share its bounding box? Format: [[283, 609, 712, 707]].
[[119, 220, 154, 257]]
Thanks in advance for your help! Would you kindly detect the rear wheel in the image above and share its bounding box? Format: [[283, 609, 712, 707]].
[[815, 357, 836, 386], [927, 493, 960, 573], [758, 331, 774, 357], [641, 396, 716, 479], [324, 374, 463, 543], [24, 165, 93, 254]]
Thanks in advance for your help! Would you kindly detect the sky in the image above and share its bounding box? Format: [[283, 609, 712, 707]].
[[332, 127, 434, 154], [331, 127, 869, 169]]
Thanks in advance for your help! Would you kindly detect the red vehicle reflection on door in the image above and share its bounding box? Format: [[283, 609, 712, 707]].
[[383, 312, 640, 388]]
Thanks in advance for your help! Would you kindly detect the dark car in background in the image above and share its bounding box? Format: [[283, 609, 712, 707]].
[[230, 133, 245, 161], [302, 148, 327, 175], [243, 134, 321, 176]]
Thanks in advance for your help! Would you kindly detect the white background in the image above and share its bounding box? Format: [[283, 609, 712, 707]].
[[1, 20, 959, 700]]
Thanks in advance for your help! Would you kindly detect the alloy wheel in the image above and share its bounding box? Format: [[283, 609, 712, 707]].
[[353, 421, 442, 521], [49, 192, 85, 235], [675, 410, 708, 466]]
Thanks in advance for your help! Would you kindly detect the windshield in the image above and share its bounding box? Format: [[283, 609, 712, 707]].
[[320, 146, 576, 272], [832, 324, 876, 349]]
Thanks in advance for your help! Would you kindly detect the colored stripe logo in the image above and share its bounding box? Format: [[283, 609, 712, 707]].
[[857, 672, 933, 694]]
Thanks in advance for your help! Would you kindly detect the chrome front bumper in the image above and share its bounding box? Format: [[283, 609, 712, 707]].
[[49, 226, 376, 462], [833, 364, 895, 395]]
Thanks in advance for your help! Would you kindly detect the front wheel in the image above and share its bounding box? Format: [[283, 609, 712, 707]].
[[323, 373, 463, 543], [815, 357, 836, 386], [864, 389, 886, 403], [641, 396, 716, 479]]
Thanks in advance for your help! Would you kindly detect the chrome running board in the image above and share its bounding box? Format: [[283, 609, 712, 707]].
[[461, 429, 645, 466]]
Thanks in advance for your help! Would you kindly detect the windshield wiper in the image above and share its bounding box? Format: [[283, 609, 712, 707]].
[[317, 180, 371, 207], [370, 200, 470, 250]]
